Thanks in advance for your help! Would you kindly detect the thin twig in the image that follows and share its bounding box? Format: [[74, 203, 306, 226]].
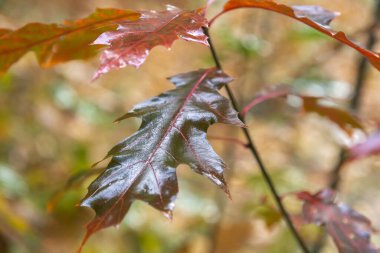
[[311, 2, 380, 252], [240, 89, 290, 117], [203, 27, 310, 253]]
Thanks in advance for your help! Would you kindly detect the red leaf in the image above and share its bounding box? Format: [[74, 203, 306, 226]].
[[93, 5, 209, 79], [210, 0, 380, 71], [241, 85, 363, 136], [349, 131, 380, 160], [0, 29, 11, 37], [78, 68, 244, 252], [0, 9, 140, 73], [302, 96, 363, 136], [297, 189, 379, 253]]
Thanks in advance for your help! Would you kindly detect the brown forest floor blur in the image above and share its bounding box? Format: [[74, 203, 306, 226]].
[[0, 0, 379, 252]]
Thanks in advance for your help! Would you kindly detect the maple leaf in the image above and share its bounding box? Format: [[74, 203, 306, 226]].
[[296, 189, 379, 253], [0, 9, 140, 73], [349, 130, 380, 160], [92, 5, 209, 79], [78, 68, 244, 251], [241, 85, 363, 136], [210, 0, 380, 71]]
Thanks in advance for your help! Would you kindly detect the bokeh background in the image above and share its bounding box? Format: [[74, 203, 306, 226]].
[[0, 0, 379, 252]]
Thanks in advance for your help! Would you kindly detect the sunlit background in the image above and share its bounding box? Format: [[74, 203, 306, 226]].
[[0, 0, 379, 252]]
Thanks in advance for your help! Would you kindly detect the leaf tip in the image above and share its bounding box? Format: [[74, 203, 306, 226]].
[[77, 230, 92, 253], [163, 210, 174, 221], [226, 188, 232, 200], [114, 112, 135, 122], [91, 159, 104, 168]]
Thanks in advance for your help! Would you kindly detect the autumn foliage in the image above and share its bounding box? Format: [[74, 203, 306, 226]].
[[1, 0, 380, 253]]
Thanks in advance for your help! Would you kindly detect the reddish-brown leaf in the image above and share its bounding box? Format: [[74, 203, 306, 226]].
[[241, 85, 363, 136], [0, 29, 11, 37], [93, 5, 209, 79], [302, 96, 362, 136], [210, 0, 380, 71], [297, 189, 379, 253], [78, 68, 244, 252], [349, 131, 380, 160], [0, 9, 140, 73]]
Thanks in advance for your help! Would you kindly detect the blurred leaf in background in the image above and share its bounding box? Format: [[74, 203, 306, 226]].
[[0, 0, 379, 252]]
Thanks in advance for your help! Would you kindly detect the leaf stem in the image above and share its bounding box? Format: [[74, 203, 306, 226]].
[[203, 26, 310, 253]]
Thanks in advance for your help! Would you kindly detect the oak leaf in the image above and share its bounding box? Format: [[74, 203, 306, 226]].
[[302, 96, 362, 136], [210, 0, 380, 71], [297, 189, 379, 253], [0, 9, 140, 73], [241, 85, 363, 136], [93, 5, 209, 79], [78, 68, 244, 251]]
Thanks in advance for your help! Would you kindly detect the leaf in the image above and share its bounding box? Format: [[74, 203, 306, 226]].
[[210, 0, 380, 71], [0, 9, 140, 73], [241, 85, 363, 136], [78, 68, 244, 251], [349, 130, 380, 160], [93, 5, 209, 79], [0, 29, 11, 37], [296, 189, 379, 253], [302, 96, 362, 136]]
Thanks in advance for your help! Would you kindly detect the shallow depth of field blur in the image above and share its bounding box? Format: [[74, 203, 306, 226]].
[[0, 0, 380, 252]]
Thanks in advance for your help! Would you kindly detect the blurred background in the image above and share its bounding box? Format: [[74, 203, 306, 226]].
[[0, 0, 379, 252]]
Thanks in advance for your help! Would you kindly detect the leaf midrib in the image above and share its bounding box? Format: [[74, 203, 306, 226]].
[[88, 69, 214, 231], [101, 9, 204, 65], [0, 11, 140, 56]]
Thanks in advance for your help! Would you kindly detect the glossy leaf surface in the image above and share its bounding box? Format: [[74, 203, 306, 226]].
[[211, 0, 380, 71], [0, 9, 140, 73], [297, 189, 379, 253], [78, 68, 244, 251], [93, 6, 209, 79]]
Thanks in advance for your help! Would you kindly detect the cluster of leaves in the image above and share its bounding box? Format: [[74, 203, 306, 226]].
[[1, 0, 380, 252], [296, 189, 379, 253]]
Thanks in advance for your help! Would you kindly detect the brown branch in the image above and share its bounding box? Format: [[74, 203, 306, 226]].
[[203, 26, 311, 253], [311, 1, 380, 252], [331, 0, 380, 203]]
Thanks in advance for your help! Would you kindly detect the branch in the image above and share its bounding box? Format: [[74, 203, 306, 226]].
[[203, 27, 310, 253], [240, 89, 289, 117], [331, 0, 380, 199], [311, 1, 380, 252]]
